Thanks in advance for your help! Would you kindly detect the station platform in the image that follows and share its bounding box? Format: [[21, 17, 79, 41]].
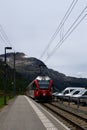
[[0, 95, 70, 130]]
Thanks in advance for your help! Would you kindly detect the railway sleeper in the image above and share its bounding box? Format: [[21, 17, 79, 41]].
[[43, 103, 87, 130]]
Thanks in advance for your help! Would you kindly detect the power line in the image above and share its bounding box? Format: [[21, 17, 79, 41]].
[[0, 26, 8, 46], [0, 25, 11, 46], [0, 25, 15, 52], [45, 7, 87, 61], [40, 0, 79, 59]]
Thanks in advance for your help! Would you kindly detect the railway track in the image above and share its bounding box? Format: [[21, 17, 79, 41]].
[[42, 102, 87, 130]]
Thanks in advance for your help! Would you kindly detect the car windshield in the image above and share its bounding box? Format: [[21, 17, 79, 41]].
[[38, 80, 50, 89]]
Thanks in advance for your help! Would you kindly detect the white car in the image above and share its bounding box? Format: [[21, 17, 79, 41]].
[[56, 87, 85, 97], [56, 87, 76, 96], [69, 89, 87, 103], [56, 87, 86, 101], [79, 90, 87, 105], [52, 92, 59, 96]]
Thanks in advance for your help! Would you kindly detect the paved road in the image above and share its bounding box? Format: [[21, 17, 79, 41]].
[[0, 96, 46, 130]]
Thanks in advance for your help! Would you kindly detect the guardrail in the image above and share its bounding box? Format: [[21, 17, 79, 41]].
[[52, 95, 87, 108]]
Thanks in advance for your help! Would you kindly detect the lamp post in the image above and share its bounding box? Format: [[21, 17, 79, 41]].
[[4, 47, 12, 105], [13, 52, 16, 97]]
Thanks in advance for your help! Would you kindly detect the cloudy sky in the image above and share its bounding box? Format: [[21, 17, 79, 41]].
[[0, 0, 87, 78]]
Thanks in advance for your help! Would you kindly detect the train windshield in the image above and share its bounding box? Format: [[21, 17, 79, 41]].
[[38, 80, 50, 89]]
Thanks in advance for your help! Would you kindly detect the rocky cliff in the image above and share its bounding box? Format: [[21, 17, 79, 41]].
[[0, 52, 87, 91]]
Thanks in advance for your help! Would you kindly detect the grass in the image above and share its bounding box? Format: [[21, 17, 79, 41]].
[[0, 96, 12, 108]]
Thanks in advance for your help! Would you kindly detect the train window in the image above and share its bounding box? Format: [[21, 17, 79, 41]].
[[38, 80, 50, 89]]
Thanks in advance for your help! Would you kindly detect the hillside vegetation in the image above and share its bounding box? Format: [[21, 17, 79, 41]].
[[0, 52, 87, 95]]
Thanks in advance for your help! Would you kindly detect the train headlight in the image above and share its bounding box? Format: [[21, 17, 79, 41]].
[[43, 93, 46, 96]]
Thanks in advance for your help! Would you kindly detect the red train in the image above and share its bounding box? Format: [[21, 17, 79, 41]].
[[27, 76, 53, 101]]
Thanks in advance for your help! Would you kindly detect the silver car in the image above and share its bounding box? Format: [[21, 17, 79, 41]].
[[70, 89, 87, 103]]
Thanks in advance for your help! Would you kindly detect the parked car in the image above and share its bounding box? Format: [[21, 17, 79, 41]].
[[56, 87, 85, 96], [80, 95, 87, 105], [72, 89, 87, 105], [56, 87, 85, 101], [69, 89, 87, 103], [52, 92, 59, 96], [56, 87, 76, 96]]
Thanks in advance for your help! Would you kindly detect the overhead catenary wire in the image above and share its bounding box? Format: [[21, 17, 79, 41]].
[[46, 14, 87, 61], [45, 7, 87, 61], [0, 25, 11, 46], [0, 26, 8, 46], [0, 25, 15, 52], [40, 0, 79, 59]]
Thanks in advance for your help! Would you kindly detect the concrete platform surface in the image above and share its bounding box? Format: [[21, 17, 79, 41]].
[[0, 96, 70, 130]]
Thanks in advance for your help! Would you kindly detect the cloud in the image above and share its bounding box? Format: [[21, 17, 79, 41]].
[[0, 0, 87, 78]]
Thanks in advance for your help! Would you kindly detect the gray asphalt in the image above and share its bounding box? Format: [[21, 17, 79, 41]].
[[0, 96, 46, 130]]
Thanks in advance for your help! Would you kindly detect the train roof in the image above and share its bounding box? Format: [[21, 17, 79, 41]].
[[36, 76, 51, 81]]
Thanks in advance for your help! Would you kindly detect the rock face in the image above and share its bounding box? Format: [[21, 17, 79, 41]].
[[0, 52, 87, 91]]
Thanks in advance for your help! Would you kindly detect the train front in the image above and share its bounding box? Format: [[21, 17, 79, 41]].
[[34, 76, 53, 101]]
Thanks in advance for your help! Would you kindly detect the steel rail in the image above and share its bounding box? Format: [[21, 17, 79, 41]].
[[42, 103, 87, 130]]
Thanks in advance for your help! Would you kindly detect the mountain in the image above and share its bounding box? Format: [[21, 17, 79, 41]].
[[0, 52, 87, 92]]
